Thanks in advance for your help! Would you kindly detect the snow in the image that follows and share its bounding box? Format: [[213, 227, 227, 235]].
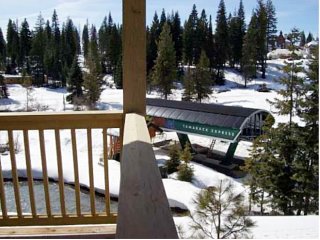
[[267, 48, 304, 60], [1, 58, 318, 239], [174, 215, 319, 239]]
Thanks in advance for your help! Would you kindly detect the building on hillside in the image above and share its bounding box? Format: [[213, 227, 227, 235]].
[[276, 31, 286, 49]]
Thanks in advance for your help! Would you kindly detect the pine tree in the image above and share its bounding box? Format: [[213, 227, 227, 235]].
[[242, 114, 275, 215], [256, 0, 268, 79], [177, 143, 194, 182], [51, 10, 62, 80], [0, 28, 6, 71], [194, 50, 212, 103], [6, 19, 20, 69], [242, 12, 258, 88], [183, 4, 198, 65], [19, 19, 32, 67], [82, 23, 89, 59], [214, 0, 229, 84], [66, 56, 83, 103], [147, 12, 161, 74], [228, 11, 238, 68], [197, 10, 208, 63], [152, 22, 176, 99], [171, 11, 183, 66], [306, 32, 313, 43], [83, 49, 102, 110], [292, 46, 319, 215], [166, 143, 181, 174], [266, 0, 277, 51], [30, 13, 46, 85], [190, 179, 255, 238], [237, 0, 246, 68], [206, 16, 214, 71], [160, 9, 167, 31], [300, 31, 306, 47], [113, 54, 123, 89], [182, 67, 195, 102], [0, 74, 8, 98]]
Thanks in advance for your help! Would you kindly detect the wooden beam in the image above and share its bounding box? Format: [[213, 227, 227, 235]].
[[0, 224, 116, 239], [123, 0, 146, 115], [116, 114, 178, 239]]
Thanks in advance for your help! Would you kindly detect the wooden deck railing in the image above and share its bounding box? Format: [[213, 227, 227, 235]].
[[0, 111, 123, 227], [0, 111, 178, 238]]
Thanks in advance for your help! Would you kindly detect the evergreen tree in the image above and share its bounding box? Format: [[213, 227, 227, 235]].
[[66, 56, 83, 103], [214, 0, 229, 84], [300, 31, 306, 47], [183, 4, 198, 65], [190, 180, 255, 238], [6, 19, 20, 68], [51, 10, 62, 80], [197, 10, 208, 63], [306, 32, 313, 43], [113, 54, 123, 89], [152, 23, 176, 99], [19, 19, 32, 67], [160, 9, 167, 31], [242, 115, 275, 215], [194, 50, 212, 102], [228, 11, 238, 68], [182, 67, 195, 102], [89, 25, 101, 73], [292, 47, 319, 215], [0, 74, 8, 98], [166, 144, 181, 174], [83, 48, 102, 110], [147, 12, 161, 74], [0, 28, 6, 71], [242, 12, 258, 88], [82, 23, 89, 59], [237, 0, 246, 68], [256, 0, 268, 79], [206, 16, 215, 71], [177, 143, 194, 182], [30, 13, 46, 85], [171, 11, 183, 66], [266, 0, 277, 51]]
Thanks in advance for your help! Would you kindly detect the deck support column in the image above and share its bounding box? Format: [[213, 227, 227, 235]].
[[123, 0, 146, 115]]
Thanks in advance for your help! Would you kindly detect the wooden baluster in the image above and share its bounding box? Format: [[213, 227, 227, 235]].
[[55, 129, 66, 216], [0, 159, 8, 219], [8, 130, 22, 217], [87, 128, 96, 216], [71, 129, 81, 216], [39, 130, 51, 217], [103, 128, 110, 215], [23, 130, 37, 217]]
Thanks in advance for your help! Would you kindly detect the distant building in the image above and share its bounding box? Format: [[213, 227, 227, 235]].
[[276, 31, 286, 49]]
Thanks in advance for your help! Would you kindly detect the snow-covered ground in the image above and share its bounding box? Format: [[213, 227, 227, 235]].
[[0, 59, 318, 239]]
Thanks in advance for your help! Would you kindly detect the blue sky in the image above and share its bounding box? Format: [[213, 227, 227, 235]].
[[0, 0, 318, 38]]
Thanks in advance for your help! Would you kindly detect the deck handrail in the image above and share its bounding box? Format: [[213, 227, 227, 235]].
[[116, 113, 178, 238], [0, 111, 123, 226]]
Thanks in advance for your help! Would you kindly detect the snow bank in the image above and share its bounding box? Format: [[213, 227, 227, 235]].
[[267, 48, 304, 60], [174, 215, 319, 239]]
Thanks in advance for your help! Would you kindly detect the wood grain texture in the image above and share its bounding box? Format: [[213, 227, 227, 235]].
[[116, 114, 178, 239], [0, 111, 123, 130], [0, 224, 116, 238], [123, 0, 146, 115]]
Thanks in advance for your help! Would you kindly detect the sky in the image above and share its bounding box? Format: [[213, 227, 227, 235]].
[[0, 0, 318, 39]]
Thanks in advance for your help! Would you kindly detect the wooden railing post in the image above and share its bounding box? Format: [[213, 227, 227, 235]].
[[117, 114, 178, 239], [123, 0, 146, 115]]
